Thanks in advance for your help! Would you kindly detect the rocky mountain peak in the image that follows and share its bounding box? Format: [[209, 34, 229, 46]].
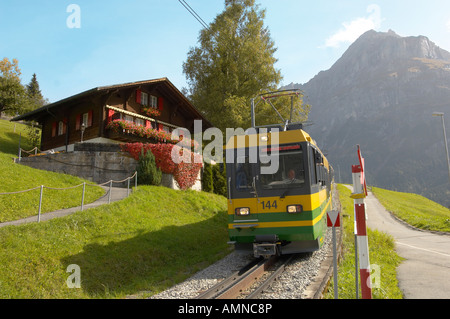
[[327, 30, 450, 80], [288, 30, 450, 207]]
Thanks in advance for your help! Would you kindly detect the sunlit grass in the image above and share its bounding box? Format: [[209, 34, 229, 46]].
[[324, 184, 403, 299], [0, 186, 230, 298], [372, 187, 450, 233], [0, 119, 104, 222]]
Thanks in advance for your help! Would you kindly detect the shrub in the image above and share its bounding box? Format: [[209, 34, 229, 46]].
[[121, 142, 202, 190], [202, 162, 214, 193], [212, 164, 227, 197], [136, 149, 162, 186]]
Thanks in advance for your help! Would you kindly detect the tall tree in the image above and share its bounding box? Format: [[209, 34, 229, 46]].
[[0, 58, 31, 115], [26, 73, 46, 110], [183, 0, 284, 131]]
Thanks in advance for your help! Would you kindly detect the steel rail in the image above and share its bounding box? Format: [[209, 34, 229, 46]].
[[245, 255, 294, 299], [195, 256, 277, 299]]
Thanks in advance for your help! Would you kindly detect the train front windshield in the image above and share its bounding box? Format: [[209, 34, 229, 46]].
[[231, 144, 307, 196], [259, 149, 305, 189], [260, 151, 305, 189]]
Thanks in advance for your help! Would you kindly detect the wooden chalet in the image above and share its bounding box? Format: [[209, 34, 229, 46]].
[[12, 78, 211, 152]]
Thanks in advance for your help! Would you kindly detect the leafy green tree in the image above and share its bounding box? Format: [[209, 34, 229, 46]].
[[183, 0, 283, 131], [0, 58, 30, 115]]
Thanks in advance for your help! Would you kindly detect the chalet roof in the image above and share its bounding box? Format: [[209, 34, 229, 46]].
[[12, 77, 212, 127]]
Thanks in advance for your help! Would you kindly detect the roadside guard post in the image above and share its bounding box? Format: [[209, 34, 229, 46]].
[[350, 145, 372, 299], [327, 210, 340, 299]]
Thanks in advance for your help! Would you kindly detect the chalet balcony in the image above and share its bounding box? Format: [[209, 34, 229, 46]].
[[105, 119, 173, 144], [105, 119, 199, 150]]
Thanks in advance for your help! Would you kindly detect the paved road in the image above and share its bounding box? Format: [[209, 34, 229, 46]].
[[0, 186, 129, 228], [346, 186, 450, 299]]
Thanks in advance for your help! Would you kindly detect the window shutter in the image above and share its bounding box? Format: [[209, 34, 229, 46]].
[[76, 114, 81, 130], [52, 122, 57, 137], [88, 110, 93, 127], [158, 123, 163, 131], [63, 118, 67, 134], [136, 89, 141, 104], [158, 97, 164, 111], [145, 120, 151, 128], [107, 110, 115, 123]]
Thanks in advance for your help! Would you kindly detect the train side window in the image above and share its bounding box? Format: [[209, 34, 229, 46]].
[[309, 148, 317, 185]]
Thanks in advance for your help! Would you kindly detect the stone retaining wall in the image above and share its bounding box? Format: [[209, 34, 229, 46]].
[[16, 142, 202, 190], [17, 143, 137, 187]]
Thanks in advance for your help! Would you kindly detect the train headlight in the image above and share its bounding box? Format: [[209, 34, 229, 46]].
[[235, 207, 250, 216], [287, 205, 303, 214]]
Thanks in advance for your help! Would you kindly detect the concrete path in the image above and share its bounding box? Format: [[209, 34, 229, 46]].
[[0, 186, 130, 228], [345, 185, 450, 299]]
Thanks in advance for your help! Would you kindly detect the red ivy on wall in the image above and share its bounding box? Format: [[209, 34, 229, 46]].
[[121, 142, 202, 190]]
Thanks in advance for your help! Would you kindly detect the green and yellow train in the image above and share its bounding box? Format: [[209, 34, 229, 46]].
[[225, 91, 334, 258]]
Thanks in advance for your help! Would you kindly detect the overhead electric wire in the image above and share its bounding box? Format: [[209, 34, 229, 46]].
[[178, 0, 209, 30]]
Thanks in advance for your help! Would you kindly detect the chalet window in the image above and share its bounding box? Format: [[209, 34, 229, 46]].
[[150, 95, 158, 108], [141, 92, 149, 106], [135, 118, 145, 127], [58, 120, 66, 136], [125, 115, 134, 123], [76, 110, 93, 130], [136, 89, 160, 110], [82, 113, 89, 127]]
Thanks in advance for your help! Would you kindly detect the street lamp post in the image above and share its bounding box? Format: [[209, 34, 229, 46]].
[[432, 112, 450, 185]]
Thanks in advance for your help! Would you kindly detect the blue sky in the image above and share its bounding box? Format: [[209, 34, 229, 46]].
[[1, 0, 450, 103]]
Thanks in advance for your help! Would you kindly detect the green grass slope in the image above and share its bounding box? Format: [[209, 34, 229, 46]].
[[372, 187, 450, 233], [326, 184, 449, 299], [0, 186, 229, 298], [0, 119, 104, 222], [324, 184, 404, 299]]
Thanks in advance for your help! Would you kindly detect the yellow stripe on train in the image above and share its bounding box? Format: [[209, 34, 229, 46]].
[[228, 197, 331, 229], [228, 189, 328, 215]]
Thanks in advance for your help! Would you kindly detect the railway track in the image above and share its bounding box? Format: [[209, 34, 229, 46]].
[[195, 255, 295, 299]]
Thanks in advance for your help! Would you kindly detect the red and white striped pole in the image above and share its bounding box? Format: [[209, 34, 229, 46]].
[[351, 145, 372, 299]]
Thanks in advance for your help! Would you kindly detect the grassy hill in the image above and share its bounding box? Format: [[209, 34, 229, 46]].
[[0, 185, 229, 298], [324, 184, 404, 299], [0, 119, 104, 222], [372, 187, 450, 233], [0, 119, 229, 298], [325, 184, 449, 299]]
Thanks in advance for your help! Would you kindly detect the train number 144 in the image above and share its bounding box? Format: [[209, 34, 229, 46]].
[[261, 200, 277, 210]]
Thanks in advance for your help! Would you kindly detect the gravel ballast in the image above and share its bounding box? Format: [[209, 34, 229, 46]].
[[151, 227, 333, 299]]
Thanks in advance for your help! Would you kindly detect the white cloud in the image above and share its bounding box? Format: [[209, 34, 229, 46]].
[[325, 4, 382, 48], [446, 19, 450, 32]]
